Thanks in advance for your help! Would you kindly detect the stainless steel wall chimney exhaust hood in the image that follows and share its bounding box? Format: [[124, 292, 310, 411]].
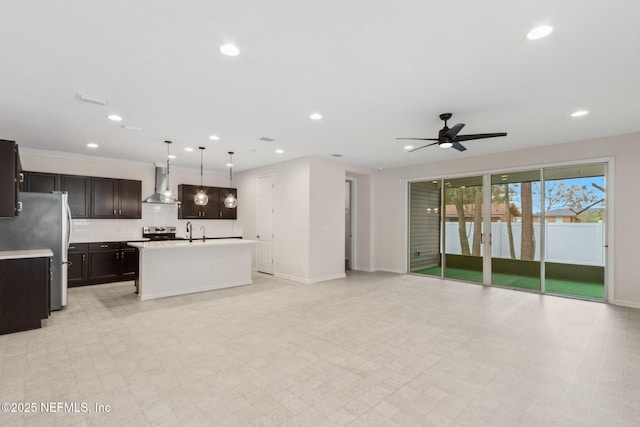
[[143, 165, 181, 204]]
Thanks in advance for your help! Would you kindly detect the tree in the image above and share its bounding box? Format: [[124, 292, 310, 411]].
[[543, 181, 604, 221], [521, 182, 535, 260], [453, 188, 470, 255], [471, 187, 482, 256]]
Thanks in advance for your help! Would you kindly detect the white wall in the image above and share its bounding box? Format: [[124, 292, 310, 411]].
[[374, 132, 640, 307], [236, 156, 376, 283], [19, 149, 242, 241], [308, 157, 346, 282], [235, 157, 311, 281], [347, 171, 374, 271]]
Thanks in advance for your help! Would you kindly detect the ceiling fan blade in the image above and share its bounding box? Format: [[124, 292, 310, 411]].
[[452, 141, 467, 152], [408, 142, 439, 152], [444, 123, 465, 140], [396, 138, 439, 141], [454, 132, 507, 142]]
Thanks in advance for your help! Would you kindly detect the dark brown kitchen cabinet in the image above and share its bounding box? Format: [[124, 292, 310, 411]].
[[25, 172, 58, 193], [0, 139, 22, 218], [178, 184, 237, 219], [67, 243, 88, 287], [219, 187, 238, 219], [0, 256, 50, 335], [61, 175, 91, 218], [178, 184, 207, 218], [91, 178, 141, 219], [120, 247, 139, 279], [23, 172, 91, 218], [85, 242, 139, 286], [88, 242, 120, 282]]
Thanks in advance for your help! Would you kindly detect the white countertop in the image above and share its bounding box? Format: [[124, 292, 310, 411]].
[[0, 249, 54, 260], [70, 238, 150, 244], [128, 239, 257, 250]]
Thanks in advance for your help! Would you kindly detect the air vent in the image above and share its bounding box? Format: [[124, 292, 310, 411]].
[[259, 137, 275, 142], [76, 93, 108, 105], [331, 154, 343, 158], [121, 125, 143, 131]]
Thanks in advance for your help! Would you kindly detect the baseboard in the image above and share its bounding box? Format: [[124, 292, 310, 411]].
[[374, 267, 406, 274], [612, 299, 640, 309], [273, 272, 346, 284], [304, 273, 347, 284], [139, 280, 252, 301], [352, 267, 375, 272]]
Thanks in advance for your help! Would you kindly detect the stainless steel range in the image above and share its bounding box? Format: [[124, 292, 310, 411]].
[[142, 226, 184, 241]]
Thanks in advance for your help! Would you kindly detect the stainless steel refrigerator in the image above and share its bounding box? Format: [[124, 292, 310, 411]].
[[0, 192, 70, 310]]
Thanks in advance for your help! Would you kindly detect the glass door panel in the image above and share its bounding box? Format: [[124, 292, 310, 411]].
[[443, 176, 484, 283], [543, 164, 606, 300], [490, 170, 541, 291], [409, 180, 442, 277]]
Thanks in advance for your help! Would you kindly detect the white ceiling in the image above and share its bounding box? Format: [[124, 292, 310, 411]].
[[1, 0, 639, 172]]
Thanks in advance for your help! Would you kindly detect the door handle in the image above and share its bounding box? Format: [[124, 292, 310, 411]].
[[256, 235, 260, 239]]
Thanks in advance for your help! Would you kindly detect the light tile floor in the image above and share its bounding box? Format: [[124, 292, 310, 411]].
[[1, 271, 640, 426]]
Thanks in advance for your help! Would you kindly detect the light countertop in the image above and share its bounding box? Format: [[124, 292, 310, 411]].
[[0, 249, 54, 260], [70, 238, 150, 244], [128, 239, 257, 250]]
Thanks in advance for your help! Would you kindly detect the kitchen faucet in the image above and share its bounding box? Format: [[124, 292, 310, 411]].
[[186, 221, 192, 242], [200, 226, 205, 242]]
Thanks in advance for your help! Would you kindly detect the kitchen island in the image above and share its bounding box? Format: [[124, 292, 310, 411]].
[[127, 239, 256, 301]]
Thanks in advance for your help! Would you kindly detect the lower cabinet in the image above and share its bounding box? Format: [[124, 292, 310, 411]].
[[0, 256, 50, 335], [68, 242, 138, 287], [67, 243, 88, 287]]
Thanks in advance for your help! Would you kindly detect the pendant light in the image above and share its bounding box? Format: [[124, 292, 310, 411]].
[[160, 140, 178, 203], [224, 151, 237, 208], [194, 147, 208, 206]]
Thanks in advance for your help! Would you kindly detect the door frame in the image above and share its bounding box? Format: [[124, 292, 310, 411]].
[[406, 157, 614, 302], [256, 173, 276, 275]]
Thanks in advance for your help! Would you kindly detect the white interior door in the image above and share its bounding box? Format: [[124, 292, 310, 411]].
[[256, 175, 275, 274]]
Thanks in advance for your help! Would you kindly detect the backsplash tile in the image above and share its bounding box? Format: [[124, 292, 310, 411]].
[[70, 204, 242, 243]]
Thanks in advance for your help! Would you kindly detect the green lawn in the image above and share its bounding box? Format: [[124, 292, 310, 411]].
[[414, 266, 604, 300]]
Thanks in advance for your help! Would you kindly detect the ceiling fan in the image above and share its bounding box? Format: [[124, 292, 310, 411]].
[[397, 113, 507, 152]]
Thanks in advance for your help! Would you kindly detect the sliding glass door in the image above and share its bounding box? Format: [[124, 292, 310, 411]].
[[490, 170, 541, 292], [443, 176, 484, 283], [409, 162, 607, 301], [543, 165, 606, 300], [409, 180, 442, 277]]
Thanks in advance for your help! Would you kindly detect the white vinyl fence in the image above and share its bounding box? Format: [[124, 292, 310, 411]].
[[445, 221, 605, 266]]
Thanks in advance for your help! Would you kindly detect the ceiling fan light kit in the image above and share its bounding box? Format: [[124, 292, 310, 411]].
[[397, 112, 507, 153]]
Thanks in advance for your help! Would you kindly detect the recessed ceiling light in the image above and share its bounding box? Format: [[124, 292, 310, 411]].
[[527, 25, 553, 40], [209, 135, 220, 141], [107, 114, 123, 121], [275, 149, 284, 154], [571, 110, 589, 117], [310, 113, 323, 120], [219, 43, 240, 57], [86, 142, 99, 148], [404, 145, 414, 150], [168, 154, 176, 159], [184, 147, 194, 152]]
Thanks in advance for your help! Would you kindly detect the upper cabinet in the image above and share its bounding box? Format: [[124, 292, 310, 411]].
[[219, 187, 238, 220], [24, 172, 91, 218], [0, 139, 22, 218], [91, 178, 141, 219], [22, 172, 140, 219], [178, 184, 237, 219]]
